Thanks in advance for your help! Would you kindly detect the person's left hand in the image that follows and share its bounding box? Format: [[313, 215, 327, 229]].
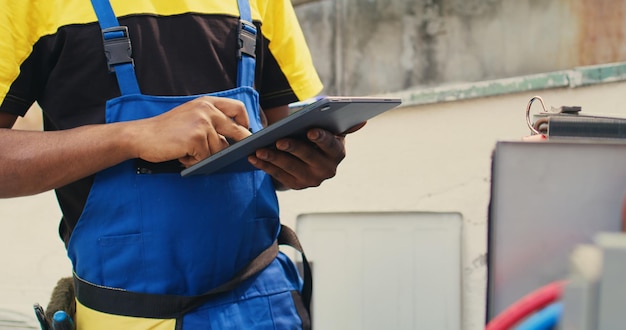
[[248, 123, 366, 190]]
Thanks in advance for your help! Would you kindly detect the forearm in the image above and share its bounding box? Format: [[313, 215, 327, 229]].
[[0, 123, 137, 198], [0, 96, 254, 197]]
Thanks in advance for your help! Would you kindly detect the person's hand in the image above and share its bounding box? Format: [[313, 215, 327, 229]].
[[131, 96, 252, 167], [248, 122, 366, 190]]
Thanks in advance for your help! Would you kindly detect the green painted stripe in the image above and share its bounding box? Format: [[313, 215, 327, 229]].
[[392, 61, 626, 108], [576, 62, 626, 86]]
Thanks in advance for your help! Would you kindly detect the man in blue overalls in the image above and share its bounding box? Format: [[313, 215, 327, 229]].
[[0, 0, 363, 328]]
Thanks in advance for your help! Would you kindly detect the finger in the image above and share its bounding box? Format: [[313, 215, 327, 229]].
[[248, 153, 301, 189], [218, 134, 229, 148], [197, 97, 252, 143], [340, 121, 367, 136], [201, 96, 250, 129], [255, 147, 304, 174], [178, 147, 207, 168], [303, 128, 345, 161], [179, 155, 196, 168], [215, 118, 252, 143], [273, 138, 327, 170], [178, 136, 225, 167], [178, 131, 211, 166], [206, 129, 224, 155], [273, 137, 339, 184]]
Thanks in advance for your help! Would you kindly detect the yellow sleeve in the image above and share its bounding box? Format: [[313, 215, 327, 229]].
[[256, 0, 323, 101], [0, 2, 38, 104]]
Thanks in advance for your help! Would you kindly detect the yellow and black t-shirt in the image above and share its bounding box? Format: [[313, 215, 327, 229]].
[[0, 0, 322, 242]]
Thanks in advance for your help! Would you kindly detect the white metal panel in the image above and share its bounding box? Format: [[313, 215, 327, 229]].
[[296, 212, 462, 330], [487, 141, 626, 319]]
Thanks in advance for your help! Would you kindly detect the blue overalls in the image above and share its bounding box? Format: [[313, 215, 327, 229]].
[[68, 1, 310, 328]]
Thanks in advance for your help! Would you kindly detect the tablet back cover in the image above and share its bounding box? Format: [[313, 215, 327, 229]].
[[181, 97, 401, 176]]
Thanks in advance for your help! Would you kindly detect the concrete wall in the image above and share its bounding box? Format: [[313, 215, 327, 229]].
[[294, 0, 626, 96]]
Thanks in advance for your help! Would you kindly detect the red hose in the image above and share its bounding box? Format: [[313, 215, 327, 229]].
[[486, 280, 566, 330]]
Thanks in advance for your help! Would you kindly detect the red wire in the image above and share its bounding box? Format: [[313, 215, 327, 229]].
[[486, 280, 566, 330]]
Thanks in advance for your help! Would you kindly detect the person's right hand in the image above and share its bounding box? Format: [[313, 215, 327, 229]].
[[131, 96, 252, 167]]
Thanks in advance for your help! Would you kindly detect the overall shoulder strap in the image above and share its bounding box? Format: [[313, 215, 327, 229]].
[[236, 0, 257, 88], [90, 0, 141, 95], [91, 0, 255, 93]]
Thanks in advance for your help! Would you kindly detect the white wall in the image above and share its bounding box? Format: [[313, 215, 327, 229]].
[[2, 80, 625, 328], [277, 80, 626, 329]]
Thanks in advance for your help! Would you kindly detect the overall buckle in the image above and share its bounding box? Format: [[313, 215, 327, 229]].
[[101, 26, 134, 72], [238, 20, 257, 59]]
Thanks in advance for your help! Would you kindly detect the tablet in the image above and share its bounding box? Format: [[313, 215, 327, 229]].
[[181, 96, 402, 176]]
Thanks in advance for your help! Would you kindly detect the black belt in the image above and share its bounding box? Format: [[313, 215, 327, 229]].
[[74, 225, 312, 320]]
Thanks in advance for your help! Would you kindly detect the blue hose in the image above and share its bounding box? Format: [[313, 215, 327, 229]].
[[515, 302, 563, 330]]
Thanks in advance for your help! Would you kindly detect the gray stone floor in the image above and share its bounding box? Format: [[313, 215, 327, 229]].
[[0, 192, 71, 328], [0, 309, 38, 329]]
